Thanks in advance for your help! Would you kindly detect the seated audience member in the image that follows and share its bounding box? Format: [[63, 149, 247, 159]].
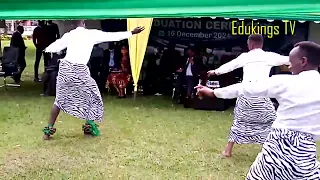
[[105, 42, 120, 71], [106, 44, 132, 98]]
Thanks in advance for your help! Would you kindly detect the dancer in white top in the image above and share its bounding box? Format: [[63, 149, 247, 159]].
[[197, 41, 320, 179], [42, 20, 144, 140], [207, 34, 290, 157]]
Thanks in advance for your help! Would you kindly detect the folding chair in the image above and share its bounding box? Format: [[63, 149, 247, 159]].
[[0, 47, 20, 89], [42, 52, 60, 96]]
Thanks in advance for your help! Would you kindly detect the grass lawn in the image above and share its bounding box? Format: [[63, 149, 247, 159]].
[[0, 40, 267, 179]]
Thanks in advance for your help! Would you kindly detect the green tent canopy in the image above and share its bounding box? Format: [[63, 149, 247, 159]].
[[0, 0, 320, 20]]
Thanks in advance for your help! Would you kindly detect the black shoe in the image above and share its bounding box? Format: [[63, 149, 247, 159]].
[[183, 97, 192, 108], [184, 103, 191, 108], [34, 78, 42, 82]]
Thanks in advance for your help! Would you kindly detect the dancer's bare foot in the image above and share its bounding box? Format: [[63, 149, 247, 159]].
[[43, 134, 50, 140], [42, 127, 56, 140], [221, 142, 234, 158], [221, 150, 232, 158], [84, 134, 94, 138]]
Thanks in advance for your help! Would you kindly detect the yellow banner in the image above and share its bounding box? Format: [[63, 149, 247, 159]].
[[127, 18, 153, 92]]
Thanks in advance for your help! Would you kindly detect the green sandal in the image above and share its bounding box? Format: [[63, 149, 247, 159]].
[[43, 126, 56, 136], [82, 120, 100, 136]]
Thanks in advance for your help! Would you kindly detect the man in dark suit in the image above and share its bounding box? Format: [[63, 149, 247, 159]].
[[158, 43, 181, 95], [144, 47, 162, 95], [33, 20, 50, 82], [47, 20, 60, 45], [175, 47, 202, 100], [104, 42, 121, 70], [89, 44, 105, 91], [10, 25, 27, 83]]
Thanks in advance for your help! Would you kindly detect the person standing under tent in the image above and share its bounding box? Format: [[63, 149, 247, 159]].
[[196, 41, 320, 180], [175, 47, 202, 104], [207, 34, 290, 157], [10, 25, 27, 83], [33, 20, 51, 82], [43, 20, 144, 140], [156, 43, 181, 96], [47, 20, 60, 45]]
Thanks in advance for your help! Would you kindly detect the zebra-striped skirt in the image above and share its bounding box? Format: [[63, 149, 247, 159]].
[[246, 128, 320, 180], [54, 60, 104, 122], [228, 95, 276, 144]]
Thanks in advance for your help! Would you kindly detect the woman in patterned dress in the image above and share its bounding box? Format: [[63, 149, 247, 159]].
[[42, 20, 144, 140], [106, 45, 132, 98]]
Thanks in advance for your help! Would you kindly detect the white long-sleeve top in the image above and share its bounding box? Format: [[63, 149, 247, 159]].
[[45, 27, 132, 65], [214, 70, 320, 137], [214, 48, 290, 82]]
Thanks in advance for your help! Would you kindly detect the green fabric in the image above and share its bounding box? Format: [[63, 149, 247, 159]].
[[0, 0, 320, 20], [43, 127, 51, 135], [86, 120, 100, 137]]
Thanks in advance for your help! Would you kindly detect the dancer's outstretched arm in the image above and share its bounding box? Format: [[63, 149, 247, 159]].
[[89, 27, 145, 45], [266, 52, 291, 66], [196, 75, 286, 99], [45, 32, 70, 53], [209, 53, 247, 76]]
